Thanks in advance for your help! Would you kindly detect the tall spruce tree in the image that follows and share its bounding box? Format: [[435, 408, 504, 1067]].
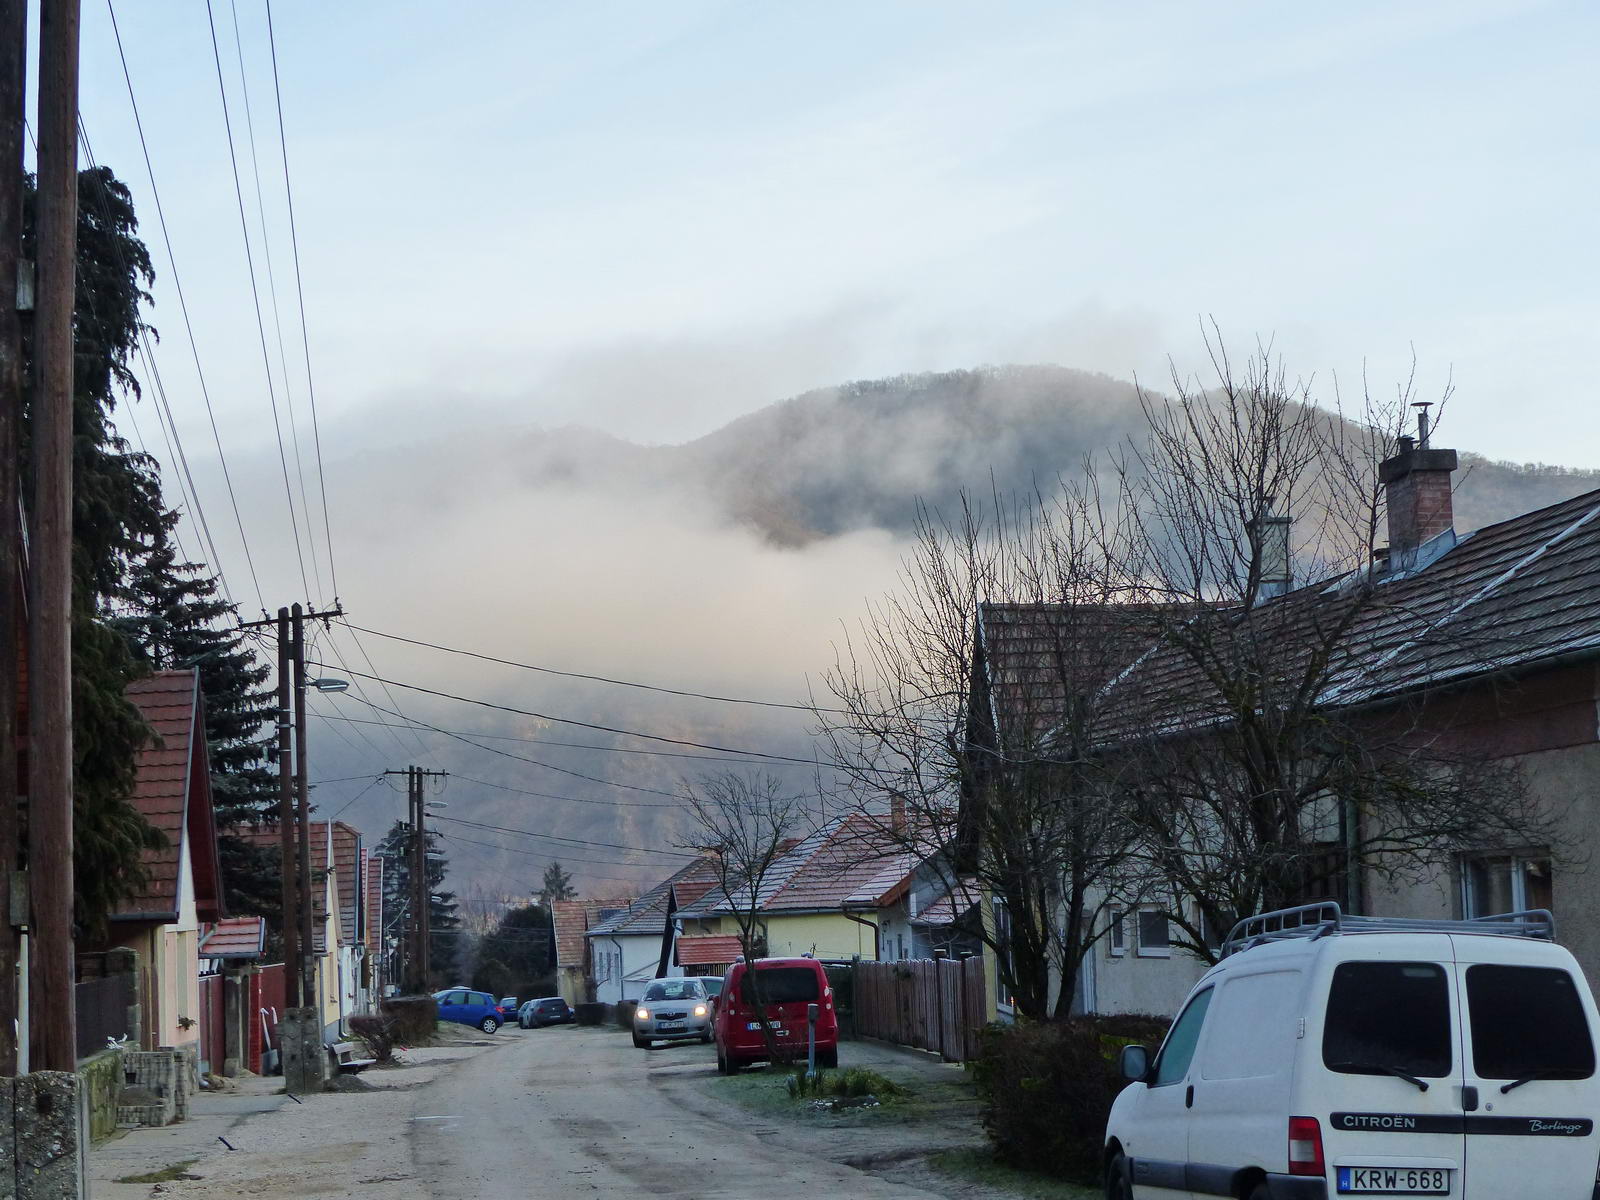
[[377, 819, 462, 989], [21, 166, 169, 933], [537, 861, 576, 906]]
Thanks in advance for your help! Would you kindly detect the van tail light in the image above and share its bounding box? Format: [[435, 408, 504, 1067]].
[[1287, 1116, 1325, 1177]]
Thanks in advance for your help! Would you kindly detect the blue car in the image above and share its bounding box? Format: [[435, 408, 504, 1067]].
[[433, 988, 503, 1033]]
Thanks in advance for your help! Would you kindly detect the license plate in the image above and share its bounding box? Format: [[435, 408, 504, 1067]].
[[657, 1021, 685, 1031], [747, 1022, 785, 1031], [1337, 1166, 1450, 1194]]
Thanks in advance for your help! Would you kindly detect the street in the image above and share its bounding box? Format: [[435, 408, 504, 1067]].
[[95, 1025, 980, 1199]]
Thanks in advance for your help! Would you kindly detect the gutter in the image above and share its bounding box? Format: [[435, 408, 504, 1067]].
[[840, 905, 880, 960]]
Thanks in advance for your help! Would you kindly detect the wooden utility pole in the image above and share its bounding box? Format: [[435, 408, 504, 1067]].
[[0, 0, 26, 1081], [28, 0, 79, 1074], [291, 603, 315, 1011], [411, 767, 426, 992], [275, 607, 299, 1008]]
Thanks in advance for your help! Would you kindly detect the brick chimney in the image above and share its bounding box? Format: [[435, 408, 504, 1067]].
[[1379, 404, 1456, 562]]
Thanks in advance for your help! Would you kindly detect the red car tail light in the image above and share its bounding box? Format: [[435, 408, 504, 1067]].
[[1287, 1116, 1325, 1177]]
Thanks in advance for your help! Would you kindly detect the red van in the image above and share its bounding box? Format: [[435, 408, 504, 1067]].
[[713, 957, 838, 1073]]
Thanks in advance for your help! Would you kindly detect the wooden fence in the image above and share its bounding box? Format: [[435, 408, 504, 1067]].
[[854, 956, 987, 1062], [74, 971, 135, 1062]]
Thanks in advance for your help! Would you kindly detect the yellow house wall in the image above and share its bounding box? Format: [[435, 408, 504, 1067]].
[[762, 913, 879, 961]]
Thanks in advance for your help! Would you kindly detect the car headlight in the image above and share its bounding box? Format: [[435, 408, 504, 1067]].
[[635, 1007, 651, 1021], [693, 1004, 707, 1017]]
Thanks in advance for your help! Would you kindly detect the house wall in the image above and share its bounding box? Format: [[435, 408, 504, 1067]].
[[763, 912, 878, 961], [590, 933, 676, 1004]]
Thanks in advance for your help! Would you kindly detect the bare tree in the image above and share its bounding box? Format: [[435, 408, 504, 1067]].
[[815, 484, 1145, 1019], [680, 771, 807, 1060], [1111, 332, 1559, 962]]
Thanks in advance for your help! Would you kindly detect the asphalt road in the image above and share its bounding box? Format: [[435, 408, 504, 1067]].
[[411, 1023, 948, 1199]]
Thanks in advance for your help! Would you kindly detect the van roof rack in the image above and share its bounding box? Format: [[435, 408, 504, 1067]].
[[1220, 902, 1556, 959]]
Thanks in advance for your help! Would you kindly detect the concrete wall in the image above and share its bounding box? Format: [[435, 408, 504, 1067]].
[[78, 1049, 122, 1144]]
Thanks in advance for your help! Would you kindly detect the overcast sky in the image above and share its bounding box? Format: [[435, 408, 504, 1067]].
[[62, 0, 1600, 460]]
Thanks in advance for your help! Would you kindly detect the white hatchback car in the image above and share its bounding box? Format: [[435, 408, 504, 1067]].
[[1104, 903, 1600, 1200]]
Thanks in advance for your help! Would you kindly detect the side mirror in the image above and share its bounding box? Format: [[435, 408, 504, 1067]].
[[1119, 1044, 1151, 1083]]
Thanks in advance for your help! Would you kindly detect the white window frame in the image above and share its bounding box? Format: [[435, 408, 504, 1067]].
[[1461, 852, 1552, 918], [1108, 908, 1127, 957], [1135, 907, 1172, 958]]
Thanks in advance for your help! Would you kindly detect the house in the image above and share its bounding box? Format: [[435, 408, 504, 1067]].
[[673, 814, 916, 964], [233, 818, 367, 1035], [104, 669, 225, 1053], [552, 899, 603, 1006], [586, 858, 719, 1004], [362, 849, 384, 1002], [967, 434, 1600, 1017], [875, 869, 982, 963]]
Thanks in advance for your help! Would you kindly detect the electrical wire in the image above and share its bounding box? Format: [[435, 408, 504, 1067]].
[[107, 0, 268, 616], [337, 620, 857, 715], [204, 0, 313, 600], [326, 775, 384, 820], [313, 665, 824, 766], [435, 832, 663, 884], [429, 813, 694, 860]]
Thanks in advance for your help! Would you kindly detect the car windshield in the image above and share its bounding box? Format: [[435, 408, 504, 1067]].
[[739, 967, 820, 1004], [700, 978, 724, 997], [642, 980, 704, 1002]]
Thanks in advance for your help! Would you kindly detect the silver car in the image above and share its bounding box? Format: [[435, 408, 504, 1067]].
[[632, 978, 712, 1048]]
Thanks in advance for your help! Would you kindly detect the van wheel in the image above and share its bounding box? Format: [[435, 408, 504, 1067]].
[[1104, 1152, 1131, 1200]]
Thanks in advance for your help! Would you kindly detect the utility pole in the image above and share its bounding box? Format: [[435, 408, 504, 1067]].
[[273, 608, 298, 1006], [384, 766, 446, 993], [0, 0, 27, 1081], [291, 603, 315, 1011], [28, 0, 79, 1074]]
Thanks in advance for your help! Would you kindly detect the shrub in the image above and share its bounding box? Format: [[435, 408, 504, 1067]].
[[970, 1014, 1170, 1186], [378, 995, 438, 1044], [348, 1014, 396, 1063], [614, 1000, 637, 1028], [784, 1065, 909, 1100], [574, 1002, 608, 1026]]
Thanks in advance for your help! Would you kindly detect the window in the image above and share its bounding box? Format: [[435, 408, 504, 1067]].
[[1323, 961, 1452, 1079], [643, 979, 705, 1002], [739, 967, 820, 1004], [1136, 909, 1171, 957], [1153, 986, 1213, 1086], [1108, 909, 1126, 957], [1462, 854, 1552, 917], [1466, 965, 1594, 1082]]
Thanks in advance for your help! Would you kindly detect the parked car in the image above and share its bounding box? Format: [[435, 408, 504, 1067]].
[[632, 978, 712, 1049], [518, 997, 575, 1028], [432, 987, 503, 1033], [713, 957, 837, 1073], [1104, 902, 1600, 1200], [692, 975, 725, 1010], [497, 996, 518, 1021]]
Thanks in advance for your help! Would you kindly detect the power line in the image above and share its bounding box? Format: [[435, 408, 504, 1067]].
[[449, 773, 679, 812], [337, 620, 856, 715], [328, 693, 683, 799], [106, 0, 268, 616], [313, 664, 823, 766], [435, 832, 664, 884], [430, 813, 693, 860], [326, 775, 384, 820], [265, 0, 339, 602], [204, 0, 312, 600]]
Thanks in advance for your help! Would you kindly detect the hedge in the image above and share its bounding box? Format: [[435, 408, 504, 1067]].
[[971, 1013, 1171, 1186]]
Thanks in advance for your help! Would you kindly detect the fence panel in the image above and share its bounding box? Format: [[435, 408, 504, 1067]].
[[853, 956, 986, 1063], [74, 972, 134, 1062], [251, 962, 287, 1074], [197, 974, 226, 1075]]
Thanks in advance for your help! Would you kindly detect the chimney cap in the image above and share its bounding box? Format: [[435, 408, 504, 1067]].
[[1379, 445, 1457, 485]]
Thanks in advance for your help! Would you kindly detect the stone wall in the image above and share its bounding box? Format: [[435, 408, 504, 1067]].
[[76, 1050, 122, 1144], [115, 1047, 195, 1129]]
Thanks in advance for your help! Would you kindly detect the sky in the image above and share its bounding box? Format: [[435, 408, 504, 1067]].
[[32, 0, 1600, 893]]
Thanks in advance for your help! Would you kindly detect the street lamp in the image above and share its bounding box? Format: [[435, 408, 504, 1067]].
[[309, 676, 349, 693]]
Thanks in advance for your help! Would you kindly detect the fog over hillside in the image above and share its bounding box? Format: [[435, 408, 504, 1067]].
[[199, 365, 1600, 903]]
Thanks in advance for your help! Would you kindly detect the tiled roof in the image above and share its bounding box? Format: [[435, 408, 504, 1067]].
[[553, 900, 600, 968], [909, 880, 980, 927], [688, 815, 915, 916], [675, 935, 743, 966], [115, 670, 223, 924], [329, 822, 361, 945], [363, 850, 383, 955], [587, 858, 720, 939], [200, 916, 266, 959]]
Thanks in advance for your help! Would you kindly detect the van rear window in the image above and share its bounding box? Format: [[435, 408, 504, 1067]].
[[739, 967, 820, 1004], [1322, 961, 1452, 1079], [1466, 964, 1594, 1082]]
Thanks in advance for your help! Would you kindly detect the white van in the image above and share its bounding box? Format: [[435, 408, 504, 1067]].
[[1104, 903, 1600, 1200]]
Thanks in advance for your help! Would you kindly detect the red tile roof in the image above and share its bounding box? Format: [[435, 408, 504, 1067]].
[[675, 934, 743, 966], [200, 916, 266, 959], [114, 670, 223, 924], [233, 819, 363, 952]]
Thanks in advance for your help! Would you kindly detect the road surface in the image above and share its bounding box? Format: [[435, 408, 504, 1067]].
[[411, 1023, 949, 1199]]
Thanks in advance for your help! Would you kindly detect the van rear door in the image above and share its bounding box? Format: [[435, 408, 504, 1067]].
[[1453, 938, 1600, 1198], [1318, 950, 1465, 1197]]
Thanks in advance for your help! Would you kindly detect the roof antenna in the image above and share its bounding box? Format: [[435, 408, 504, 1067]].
[[1411, 400, 1433, 449]]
